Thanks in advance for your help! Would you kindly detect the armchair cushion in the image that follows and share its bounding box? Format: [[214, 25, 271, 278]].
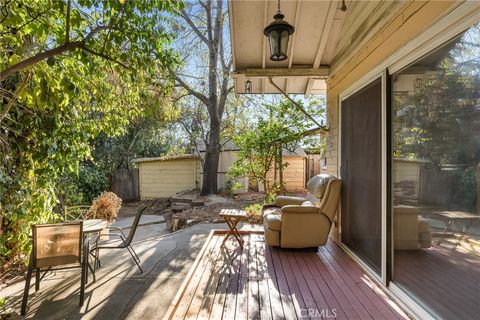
[[263, 175, 341, 248], [274, 196, 305, 207], [263, 206, 281, 217], [306, 174, 336, 199], [264, 213, 282, 231], [281, 205, 319, 214]]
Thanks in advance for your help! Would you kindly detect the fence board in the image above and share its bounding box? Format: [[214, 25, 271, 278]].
[[111, 168, 139, 202]]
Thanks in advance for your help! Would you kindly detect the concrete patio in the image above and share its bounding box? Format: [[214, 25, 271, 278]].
[[1, 219, 237, 319]]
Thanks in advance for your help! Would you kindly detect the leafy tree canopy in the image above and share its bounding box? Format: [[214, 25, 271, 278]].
[[229, 97, 326, 192], [0, 0, 183, 263]]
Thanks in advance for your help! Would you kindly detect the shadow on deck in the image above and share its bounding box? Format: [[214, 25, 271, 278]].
[[165, 231, 409, 320]]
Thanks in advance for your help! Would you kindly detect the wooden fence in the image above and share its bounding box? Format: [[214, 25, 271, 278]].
[[111, 168, 139, 202], [306, 155, 323, 182]]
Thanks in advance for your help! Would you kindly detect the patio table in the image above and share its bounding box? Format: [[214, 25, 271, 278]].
[[220, 209, 248, 249], [82, 219, 108, 279], [83, 219, 108, 234], [433, 211, 480, 245]]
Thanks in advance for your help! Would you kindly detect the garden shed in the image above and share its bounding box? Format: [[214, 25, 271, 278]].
[[132, 155, 200, 199]]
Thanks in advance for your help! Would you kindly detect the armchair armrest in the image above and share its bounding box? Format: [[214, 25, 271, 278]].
[[281, 205, 319, 214], [274, 196, 306, 207]]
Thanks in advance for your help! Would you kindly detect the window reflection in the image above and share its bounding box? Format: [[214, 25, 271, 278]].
[[392, 24, 480, 319]]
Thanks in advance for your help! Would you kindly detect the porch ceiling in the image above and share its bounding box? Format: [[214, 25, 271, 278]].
[[229, 0, 404, 96], [229, 0, 345, 96]]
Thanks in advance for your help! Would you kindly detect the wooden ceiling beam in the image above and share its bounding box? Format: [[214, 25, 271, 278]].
[[234, 67, 329, 78], [305, 0, 338, 96], [261, 0, 269, 94], [286, 0, 302, 93]]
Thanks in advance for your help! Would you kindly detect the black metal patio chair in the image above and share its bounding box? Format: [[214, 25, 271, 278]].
[[63, 205, 92, 221], [92, 206, 147, 273], [21, 221, 89, 316]]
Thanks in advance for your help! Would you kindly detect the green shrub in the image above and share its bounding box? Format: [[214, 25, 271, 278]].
[[225, 179, 243, 196], [245, 203, 263, 224]]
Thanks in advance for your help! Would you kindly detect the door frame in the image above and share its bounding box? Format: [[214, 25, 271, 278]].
[[336, 2, 480, 319]]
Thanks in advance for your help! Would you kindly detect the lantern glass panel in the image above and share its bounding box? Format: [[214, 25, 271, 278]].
[[269, 30, 279, 60], [280, 30, 289, 59]]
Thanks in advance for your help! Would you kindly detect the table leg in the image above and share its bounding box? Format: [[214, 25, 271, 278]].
[[222, 217, 244, 248]]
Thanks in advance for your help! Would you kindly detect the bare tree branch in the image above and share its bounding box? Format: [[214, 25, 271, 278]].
[[84, 25, 114, 42], [213, 0, 223, 49], [268, 77, 327, 130], [171, 70, 209, 105], [180, 11, 209, 45], [205, 0, 213, 43]]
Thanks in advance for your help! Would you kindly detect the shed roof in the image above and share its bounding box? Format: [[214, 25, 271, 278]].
[[132, 155, 200, 163]]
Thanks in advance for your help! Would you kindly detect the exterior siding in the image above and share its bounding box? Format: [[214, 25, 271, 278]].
[[138, 159, 197, 199], [325, 0, 458, 242]]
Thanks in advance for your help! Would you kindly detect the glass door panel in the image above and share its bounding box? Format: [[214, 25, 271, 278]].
[[391, 24, 480, 319]]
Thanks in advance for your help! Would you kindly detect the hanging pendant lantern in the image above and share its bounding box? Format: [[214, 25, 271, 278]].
[[244, 80, 252, 94], [263, 0, 294, 61]]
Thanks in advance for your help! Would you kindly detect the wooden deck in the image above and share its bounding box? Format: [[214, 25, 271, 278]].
[[395, 244, 480, 320], [164, 231, 409, 319]]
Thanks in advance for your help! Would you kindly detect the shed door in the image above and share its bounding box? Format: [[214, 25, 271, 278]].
[[341, 78, 382, 275]]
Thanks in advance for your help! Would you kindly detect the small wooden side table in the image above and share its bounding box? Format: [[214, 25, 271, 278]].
[[219, 209, 248, 248]]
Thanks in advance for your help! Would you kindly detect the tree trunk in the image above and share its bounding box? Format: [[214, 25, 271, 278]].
[[201, 120, 221, 195]]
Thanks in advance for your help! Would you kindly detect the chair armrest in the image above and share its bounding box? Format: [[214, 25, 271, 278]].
[[281, 205, 319, 214], [94, 233, 126, 247], [106, 226, 127, 237], [274, 196, 306, 207]]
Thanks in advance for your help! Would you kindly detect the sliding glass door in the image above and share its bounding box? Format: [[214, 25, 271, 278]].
[[391, 24, 480, 319], [341, 78, 382, 275]]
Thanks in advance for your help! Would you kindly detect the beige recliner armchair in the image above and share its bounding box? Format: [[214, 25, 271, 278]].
[[263, 174, 342, 248]]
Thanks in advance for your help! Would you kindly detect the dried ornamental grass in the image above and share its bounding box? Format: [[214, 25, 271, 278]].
[[87, 192, 122, 222]]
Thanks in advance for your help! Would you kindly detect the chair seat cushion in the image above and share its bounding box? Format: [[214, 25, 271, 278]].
[[264, 213, 282, 231]]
